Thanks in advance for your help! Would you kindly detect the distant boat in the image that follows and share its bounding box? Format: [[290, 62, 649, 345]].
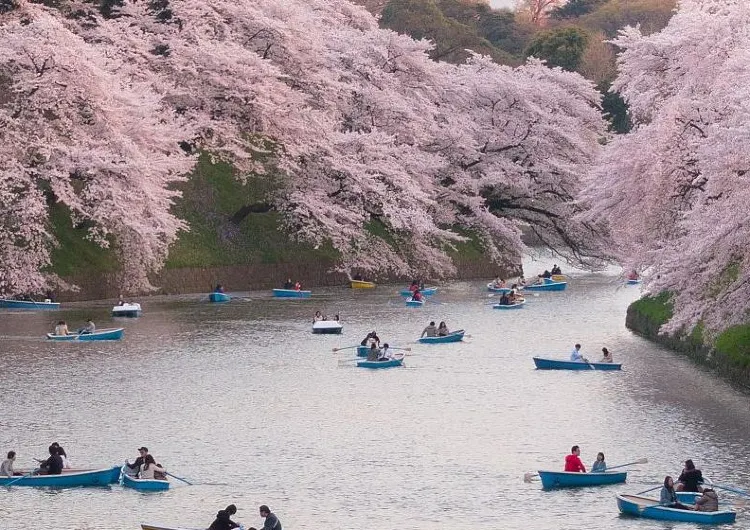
[[350, 280, 376, 289], [0, 466, 121, 487], [400, 287, 437, 296], [357, 357, 404, 369], [47, 328, 124, 341], [312, 320, 343, 334], [616, 493, 736, 524], [272, 289, 311, 298], [0, 299, 60, 310], [418, 330, 465, 344], [209, 292, 230, 303], [486, 283, 512, 293], [122, 473, 170, 491], [524, 280, 567, 292], [538, 470, 627, 489], [533, 357, 621, 371], [627, 279, 642, 285], [112, 303, 142, 317], [492, 299, 526, 310]]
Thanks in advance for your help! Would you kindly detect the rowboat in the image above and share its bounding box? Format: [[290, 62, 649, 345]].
[[538, 470, 627, 489], [209, 292, 230, 303], [350, 280, 376, 289], [357, 357, 404, 369], [122, 473, 170, 491], [0, 466, 121, 487], [616, 493, 736, 524], [356, 345, 370, 357], [492, 299, 526, 309], [112, 302, 142, 317], [551, 274, 567, 282], [400, 287, 437, 296], [47, 328, 125, 341], [525, 280, 567, 291], [0, 299, 60, 310], [627, 279, 641, 285], [486, 283, 512, 293], [312, 320, 343, 334], [141, 525, 199, 530], [418, 330, 465, 344], [272, 289, 312, 298], [405, 298, 425, 307], [533, 357, 622, 371]]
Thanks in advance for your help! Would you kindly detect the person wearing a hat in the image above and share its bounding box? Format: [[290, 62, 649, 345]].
[[208, 504, 240, 530], [124, 447, 149, 475], [249, 505, 281, 530]]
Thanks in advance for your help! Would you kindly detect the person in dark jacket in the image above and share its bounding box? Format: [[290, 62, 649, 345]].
[[38, 445, 63, 475], [694, 488, 719, 512], [249, 505, 281, 530], [124, 447, 149, 475], [208, 504, 240, 530], [360, 331, 380, 347], [676, 459, 704, 492]]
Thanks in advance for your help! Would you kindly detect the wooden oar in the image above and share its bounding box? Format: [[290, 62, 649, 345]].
[[389, 347, 411, 352], [708, 483, 750, 498], [606, 458, 648, 471], [523, 472, 538, 482], [635, 484, 663, 495], [5, 472, 34, 486], [166, 471, 193, 485], [332, 345, 361, 353]]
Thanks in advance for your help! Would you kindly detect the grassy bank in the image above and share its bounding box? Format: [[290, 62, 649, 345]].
[[626, 293, 750, 390]]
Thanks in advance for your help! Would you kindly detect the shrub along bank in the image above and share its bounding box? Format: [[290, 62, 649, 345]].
[[626, 293, 750, 390]]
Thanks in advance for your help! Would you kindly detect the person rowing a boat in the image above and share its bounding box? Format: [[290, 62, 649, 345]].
[[360, 331, 380, 348], [1, 451, 19, 477], [498, 292, 511, 305], [411, 290, 424, 302], [208, 504, 241, 530], [570, 344, 589, 363], [248, 505, 282, 530], [564, 445, 586, 473], [421, 321, 437, 338], [78, 319, 96, 335], [124, 446, 150, 476], [283, 279, 293, 289], [214, 284, 225, 293], [54, 320, 70, 336], [676, 459, 704, 492], [377, 343, 392, 361], [551, 264, 562, 275], [366, 343, 381, 361]]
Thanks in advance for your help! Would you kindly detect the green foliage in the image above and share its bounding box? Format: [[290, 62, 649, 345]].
[[630, 292, 674, 328], [48, 204, 118, 277], [166, 154, 337, 269], [524, 27, 589, 71], [551, 0, 606, 19], [714, 325, 750, 369], [708, 261, 741, 298], [443, 227, 486, 262], [579, 0, 676, 37], [599, 82, 631, 133]]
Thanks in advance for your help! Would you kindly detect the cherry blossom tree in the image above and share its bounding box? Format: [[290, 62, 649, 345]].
[[581, 0, 750, 333]]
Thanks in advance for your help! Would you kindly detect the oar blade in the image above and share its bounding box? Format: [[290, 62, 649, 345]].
[[523, 472, 537, 483]]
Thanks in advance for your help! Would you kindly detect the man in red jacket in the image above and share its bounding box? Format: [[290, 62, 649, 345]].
[[564, 445, 586, 472]]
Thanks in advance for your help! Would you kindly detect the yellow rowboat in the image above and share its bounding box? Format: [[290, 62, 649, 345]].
[[350, 280, 376, 289]]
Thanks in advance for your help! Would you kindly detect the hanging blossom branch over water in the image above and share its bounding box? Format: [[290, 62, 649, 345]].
[[0, 0, 606, 294]]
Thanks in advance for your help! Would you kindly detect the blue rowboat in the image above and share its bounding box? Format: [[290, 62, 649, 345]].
[[538, 470, 627, 489], [272, 289, 311, 298], [122, 473, 170, 491], [209, 292, 230, 303], [47, 328, 124, 341], [0, 299, 60, 310], [486, 283, 512, 293], [418, 330, 465, 344], [356, 345, 370, 357], [357, 358, 404, 369], [627, 279, 641, 285], [312, 321, 343, 334], [533, 357, 622, 371], [405, 298, 425, 307], [492, 299, 526, 310], [399, 287, 437, 296], [616, 493, 736, 524], [524, 280, 567, 291], [0, 466, 121, 487]]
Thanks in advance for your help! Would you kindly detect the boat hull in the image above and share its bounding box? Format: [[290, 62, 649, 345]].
[[141, 525, 199, 530], [400, 287, 437, 296], [493, 300, 525, 309], [533, 357, 622, 371], [357, 345, 369, 357], [357, 358, 403, 369], [627, 279, 641, 285], [123, 473, 170, 491], [525, 281, 567, 291], [486, 283, 512, 293], [538, 470, 627, 489], [418, 330, 465, 344], [273, 289, 312, 298], [209, 292, 230, 303], [312, 321, 343, 334], [112, 303, 142, 317], [47, 328, 125, 341], [551, 274, 566, 282], [405, 299, 425, 307], [0, 466, 121, 487], [0, 299, 60, 310], [350, 280, 376, 289], [616, 494, 736, 524]]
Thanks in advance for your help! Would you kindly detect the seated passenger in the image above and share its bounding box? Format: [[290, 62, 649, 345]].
[[1, 451, 18, 477], [498, 293, 510, 305], [37, 445, 63, 475], [138, 454, 167, 480], [600, 348, 613, 363], [694, 488, 719, 512], [437, 322, 449, 336], [214, 284, 224, 293], [54, 321, 69, 336], [377, 343, 392, 361], [208, 504, 240, 530], [591, 452, 607, 472], [283, 278, 293, 289], [677, 459, 704, 492], [421, 321, 437, 338], [366, 343, 381, 361], [313, 311, 323, 322], [411, 290, 423, 302], [360, 331, 380, 347], [660, 476, 693, 509]]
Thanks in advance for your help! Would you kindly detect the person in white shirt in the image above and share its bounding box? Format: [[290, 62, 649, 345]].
[[1, 451, 16, 477], [570, 344, 588, 362], [377, 344, 392, 361], [139, 454, 167, 480]]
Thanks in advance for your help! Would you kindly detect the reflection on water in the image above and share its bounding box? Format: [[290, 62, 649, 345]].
[[1, 269, 749, 529]]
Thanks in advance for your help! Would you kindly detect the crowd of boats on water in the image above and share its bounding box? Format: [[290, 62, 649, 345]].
[[6, 267, 748, 525]]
